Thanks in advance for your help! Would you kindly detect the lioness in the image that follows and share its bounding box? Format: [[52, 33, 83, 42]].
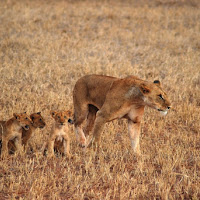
[[46, 110, 72, 158], [73, 74, 171, 154], [0, 112, 32, 157]]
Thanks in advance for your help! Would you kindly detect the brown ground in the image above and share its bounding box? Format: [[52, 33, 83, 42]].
[[0, 0, 199, 199]]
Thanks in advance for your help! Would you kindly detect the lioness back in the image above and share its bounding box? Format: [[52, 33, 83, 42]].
[[73, 75, 118, 109]]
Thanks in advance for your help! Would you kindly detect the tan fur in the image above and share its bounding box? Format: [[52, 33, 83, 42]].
[[73, 74, 171, 154], [0, 113, 32, 157], [46, 110, 72, 158], [5, 112, 46, 153]]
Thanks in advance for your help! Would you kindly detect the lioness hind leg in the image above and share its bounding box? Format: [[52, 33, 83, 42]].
[[75, 126, 87, 147], [83, 105, 98, 137]]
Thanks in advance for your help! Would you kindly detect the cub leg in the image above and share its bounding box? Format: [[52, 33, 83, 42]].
[[22, 135, 30, 152], [22, 132, 31, 148], [63, 136, 71, 158], [47, 135, 56, 157], [14, 136, 23, 154], [8, 140, 17, 154], [41, 142, 48, 155], [1, 136, 9, 157]]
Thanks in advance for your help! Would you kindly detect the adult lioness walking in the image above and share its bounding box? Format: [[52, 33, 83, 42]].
[[73, 74, 171, 154]]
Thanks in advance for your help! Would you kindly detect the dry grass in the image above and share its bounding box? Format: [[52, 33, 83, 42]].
[[0, 0, 200, 199]]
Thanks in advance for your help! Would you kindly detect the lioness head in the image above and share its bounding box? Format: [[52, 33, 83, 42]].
[[13, 112, 32, 130], [30, 112, 46, 129], [51, 110, 72, 126], [139, 80, 171, 115]]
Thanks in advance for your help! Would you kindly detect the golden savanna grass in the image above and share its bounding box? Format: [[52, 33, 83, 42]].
[[0, 0, 199, 199]]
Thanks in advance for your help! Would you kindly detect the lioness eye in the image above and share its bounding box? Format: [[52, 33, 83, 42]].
[[64, 116, 66, 119], [158, 94, 164, 100], [26, 117, 28, 120]]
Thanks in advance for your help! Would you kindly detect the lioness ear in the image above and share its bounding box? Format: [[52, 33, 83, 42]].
[[139, 84, 150, 94], [153, 80, 161, 86]]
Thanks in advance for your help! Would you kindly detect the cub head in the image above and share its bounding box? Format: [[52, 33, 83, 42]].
[[139, 80, 171, 116], [30, 112, 46, 129], [13, 112, 32, 130], [51, 110, 73, 126]]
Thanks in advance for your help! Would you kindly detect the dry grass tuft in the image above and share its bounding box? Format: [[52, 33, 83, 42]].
[[0, 0, 199, 199]]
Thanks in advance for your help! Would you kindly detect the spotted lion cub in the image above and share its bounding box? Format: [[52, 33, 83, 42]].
[[47, 110, 73, 158], [0, 112, 32, 157]]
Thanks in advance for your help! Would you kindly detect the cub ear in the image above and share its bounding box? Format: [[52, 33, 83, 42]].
[[50, 111, 56, 118], [13, 113, 19, 119], [37, 112, 41, 115], [139, 84, 150, 94], [66, 110, 72, 116], [153, 80, 161, 86]]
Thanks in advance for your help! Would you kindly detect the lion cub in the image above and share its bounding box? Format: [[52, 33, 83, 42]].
[[47, 110, 72, 158], [6, 112, 46, 153], [0, 112, 32, 157], [21, 112, 46, 151]]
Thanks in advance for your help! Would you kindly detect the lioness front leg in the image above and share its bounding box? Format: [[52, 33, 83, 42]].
[[128, 119, 141, 154], [87, 111, 107, 149]]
